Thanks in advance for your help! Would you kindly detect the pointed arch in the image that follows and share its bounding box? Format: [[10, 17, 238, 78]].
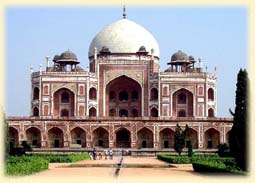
[[208, 88, 214, 101], [106, 75, 141, 117], [159, 128, 174, 148], [131, 108, 138, 117], [53, 88, 75, 117], [33, 107, 39, 116], [9, 127, 19, 148], [70, 127, 86, 147], [208, 108, 214, 117], [33, 87, 39, 100], [204, 128, 220, 148], [150, 107, 158, 117], [186, 128, 198, 148], [150, 88, 158, 100], [115, 127, 131, 148], [26, 127, 41, 147], [137, 127, 153, 148], [92, 127, 109, 148], [89, 87, 97, 100], [172, 88, 193, 117], [48, 127, 64, 148], [119, 109, 128, 117], [89, 107, 97, 117]]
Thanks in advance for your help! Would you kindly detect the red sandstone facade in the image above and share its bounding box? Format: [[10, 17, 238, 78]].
[[7, 14, 233, 150]]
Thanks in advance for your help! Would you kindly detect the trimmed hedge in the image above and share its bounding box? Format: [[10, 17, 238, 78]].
[[157, 154, 191, 164], [31, 153, 90, 163], [6, 156, 49, 176], [157, 154, 243, 174], [6, 153, 90, 176], [192, 160, 243, 174]]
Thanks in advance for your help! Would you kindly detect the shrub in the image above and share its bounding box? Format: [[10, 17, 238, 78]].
[[6, 156, 49, 176], [157, 154, 191, 164], [31, 153, 90, 163], [192, 156, 243, 174], [6, 153, 90, 176]]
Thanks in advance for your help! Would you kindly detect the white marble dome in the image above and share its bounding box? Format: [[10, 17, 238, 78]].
[[88, 19, 160, 58]]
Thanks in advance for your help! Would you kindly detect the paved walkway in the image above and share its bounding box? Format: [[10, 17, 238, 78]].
[[10, 156, 213, 183]]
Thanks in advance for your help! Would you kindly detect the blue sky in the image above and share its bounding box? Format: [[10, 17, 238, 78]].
[[5, 7, 247, 117]]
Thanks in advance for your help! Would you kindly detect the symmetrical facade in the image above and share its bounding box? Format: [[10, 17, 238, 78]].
[[8, 12, 233, 150]]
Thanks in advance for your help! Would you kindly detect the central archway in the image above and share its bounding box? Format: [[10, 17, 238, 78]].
[[53, 88, 75, 117], [172, 88, 194, 117], [116, 128, 131, 148], [106, 75, 142, 117]]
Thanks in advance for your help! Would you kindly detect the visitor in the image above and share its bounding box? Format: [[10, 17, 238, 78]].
[[109, 148, 113, 160], [104, 149, 108, 160], [89, 152, 93, 160], [92, 148, 97, 160], [121, 149, 124, 156], [98, 152, 102, 160]]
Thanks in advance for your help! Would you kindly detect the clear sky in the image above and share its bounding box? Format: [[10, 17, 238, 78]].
[[5, 6, 247, 117]]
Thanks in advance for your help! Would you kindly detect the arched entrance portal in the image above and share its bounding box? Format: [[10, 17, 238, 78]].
[[137, 127, 153, 148], [48, 127, 64, 148], [186, 128, 198, 149], [26, 127, 41, 148], [53, 88, 75, 117], [106, 75, 142, 117], [70, 127, 86, 147], [172, 88, 194, 117], [93, 127, 109, 148], [159, 128, 174, 148], [9, 127, 19, 148], [204, 128, 220, 148], [116, 128, 131, 148]]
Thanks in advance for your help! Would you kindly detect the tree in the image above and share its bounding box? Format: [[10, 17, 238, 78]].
[[174, 124, 189, 155], [229, 69, 248, 171]]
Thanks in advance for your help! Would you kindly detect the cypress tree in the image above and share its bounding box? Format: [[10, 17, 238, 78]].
[[229, 69, 248, 171]]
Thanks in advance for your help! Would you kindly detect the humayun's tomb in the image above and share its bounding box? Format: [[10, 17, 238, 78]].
[[7, 8, 233, 152]]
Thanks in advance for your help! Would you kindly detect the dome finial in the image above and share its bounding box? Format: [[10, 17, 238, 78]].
[[123, 5, 126, 19]]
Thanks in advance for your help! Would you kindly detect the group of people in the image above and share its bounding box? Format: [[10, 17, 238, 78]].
[[89, 148, 113, 160]]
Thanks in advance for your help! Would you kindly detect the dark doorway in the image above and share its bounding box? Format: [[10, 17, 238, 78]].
[[54, 140, 60, 148], [116, 128, 131, 148], [98, 140, 103, 147], [207, 140, 213, 148], [32, 140, 38, 146], [119, 109, 128, 117], [76, 140, 81, 145], [142, 140, 147, 148], [164, 140, 169, 148]]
